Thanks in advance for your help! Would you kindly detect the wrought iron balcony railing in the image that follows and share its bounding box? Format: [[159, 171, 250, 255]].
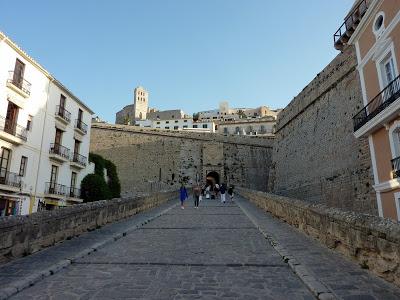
[[56, 105, 71, 123], [0, 168, 22, 188], [7, 71, 32, 95], [45, 182, 67, 196], [69, 186, 81, 198], [49, 143, 70, 159], [0, 115, 27, 141], [333, 0, 369, 50], [75, 119, 88, 134], [71, 152, 87, 167], [353, 74, 400, 131]]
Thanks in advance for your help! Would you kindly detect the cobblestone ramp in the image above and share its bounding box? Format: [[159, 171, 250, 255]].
[[4, 198, 400, 299]]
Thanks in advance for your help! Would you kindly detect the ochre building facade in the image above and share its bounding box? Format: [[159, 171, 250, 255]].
[[345, 0, 400, 220]]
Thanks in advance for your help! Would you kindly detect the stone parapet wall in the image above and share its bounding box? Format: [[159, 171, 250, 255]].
[[0, 191, 177, 264], [270, 46, 375, 214], [237, 188, 400, 287], [92, 123, 274, 148]]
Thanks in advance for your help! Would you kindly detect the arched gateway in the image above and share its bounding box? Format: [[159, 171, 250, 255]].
[[206, 171, 220, 186]]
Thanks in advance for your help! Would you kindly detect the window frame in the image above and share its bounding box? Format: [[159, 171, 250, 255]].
[[19, 156, 27, 176], [375, 42, 399, 91]]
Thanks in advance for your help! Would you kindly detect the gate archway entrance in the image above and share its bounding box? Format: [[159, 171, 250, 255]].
[[206, 171, 220, 186]]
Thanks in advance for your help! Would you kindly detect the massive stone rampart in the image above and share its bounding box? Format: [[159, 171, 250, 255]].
[[237, 188, 400, 287], [0, 191, 176, 263], [90, 123, 274, 195], [270, 47, 376, 214]]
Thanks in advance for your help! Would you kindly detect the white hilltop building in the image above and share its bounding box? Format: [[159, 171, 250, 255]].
[[115, 88, 216, 132], [115, 92, 280, 135], [0, 31, 94, 216], [198, 101, 281, 122]]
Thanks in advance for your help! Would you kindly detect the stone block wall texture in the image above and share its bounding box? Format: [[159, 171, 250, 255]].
[[90, 123, 274, 195], [115, 104, 135, 125], [0, 191, 176, 264], [237, 188, 400, 287], [270, 46, 376, 214]]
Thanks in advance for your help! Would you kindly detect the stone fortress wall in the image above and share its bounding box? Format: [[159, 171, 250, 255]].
[[90, 123, 274, 196], [115, 104, 134, 125], [100, 47, 376, 215], [269, 47, 376, 214]]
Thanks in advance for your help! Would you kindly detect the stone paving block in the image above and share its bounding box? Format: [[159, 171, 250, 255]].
[[2, 198, 400, 299]]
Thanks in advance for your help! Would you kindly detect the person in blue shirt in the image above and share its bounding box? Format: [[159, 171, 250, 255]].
[[180, 184, 188, 209]]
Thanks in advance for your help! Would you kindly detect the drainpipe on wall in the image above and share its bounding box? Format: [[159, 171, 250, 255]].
[[32, 77, 53, 212]]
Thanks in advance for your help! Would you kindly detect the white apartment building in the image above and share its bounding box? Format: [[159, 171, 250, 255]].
[[217, 117, 276, 136], [197, 101, 280, 122], [135, 118, 216, 133], [0, 31, 94, 216]]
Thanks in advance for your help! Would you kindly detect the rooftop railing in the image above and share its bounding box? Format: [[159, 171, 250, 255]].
[[333, 0, 368, 50], [7, 71, 31, 95], [353, 74, 400, 131]]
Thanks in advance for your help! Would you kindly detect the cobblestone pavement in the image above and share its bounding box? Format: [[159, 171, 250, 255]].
[[4, 197, 400, 299]]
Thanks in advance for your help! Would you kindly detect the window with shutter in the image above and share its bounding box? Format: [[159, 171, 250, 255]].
[[13, 59, 25, 88]]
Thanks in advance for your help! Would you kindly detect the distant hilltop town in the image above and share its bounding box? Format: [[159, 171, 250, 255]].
[[115, 86, 281, 136]]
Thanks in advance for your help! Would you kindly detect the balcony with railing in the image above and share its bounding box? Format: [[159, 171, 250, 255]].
[[6, 71, 31, 97], [45, 182, 67, 197], [69, 186, 81, 199], [49, 143, 70, 162], [353, 74, 400, 134], [55, 105, 71, 124], [75, 119, 88, 135], [0, 168, 22, 190], [391, 156, 400, 179], [0, 115, 27, 144], [71, 152, 87, 168], [333, 0, 369, 51]]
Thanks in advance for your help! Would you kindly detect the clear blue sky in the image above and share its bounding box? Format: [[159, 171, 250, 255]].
[[0, 0, 353, 122]]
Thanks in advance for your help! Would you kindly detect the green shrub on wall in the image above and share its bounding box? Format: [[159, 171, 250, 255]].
[[104, 159, 121, 198], [81, 153, 121, 202], [89, 153, 106, 177], [81, 174, 111, 202]]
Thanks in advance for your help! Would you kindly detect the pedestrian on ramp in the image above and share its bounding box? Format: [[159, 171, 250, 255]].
[[180, 184, 188, 209], [193, 183, 201, 209]]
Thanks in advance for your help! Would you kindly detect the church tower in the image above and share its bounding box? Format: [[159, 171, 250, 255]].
[[133, 86, 149, 120]]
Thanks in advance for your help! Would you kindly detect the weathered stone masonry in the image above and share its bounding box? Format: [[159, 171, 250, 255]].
[[90, 123, 274, 195], [237, 188, 400, 287], [0, 191, 176, 263], [270, 47, 376, 215]]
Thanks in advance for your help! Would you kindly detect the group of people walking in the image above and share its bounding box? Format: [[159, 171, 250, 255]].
[[179, 182, 234, 209]]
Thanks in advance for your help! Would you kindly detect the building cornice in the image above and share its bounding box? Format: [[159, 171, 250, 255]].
[[52, 79, 94, 114], [373, 178, 400, 192]]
